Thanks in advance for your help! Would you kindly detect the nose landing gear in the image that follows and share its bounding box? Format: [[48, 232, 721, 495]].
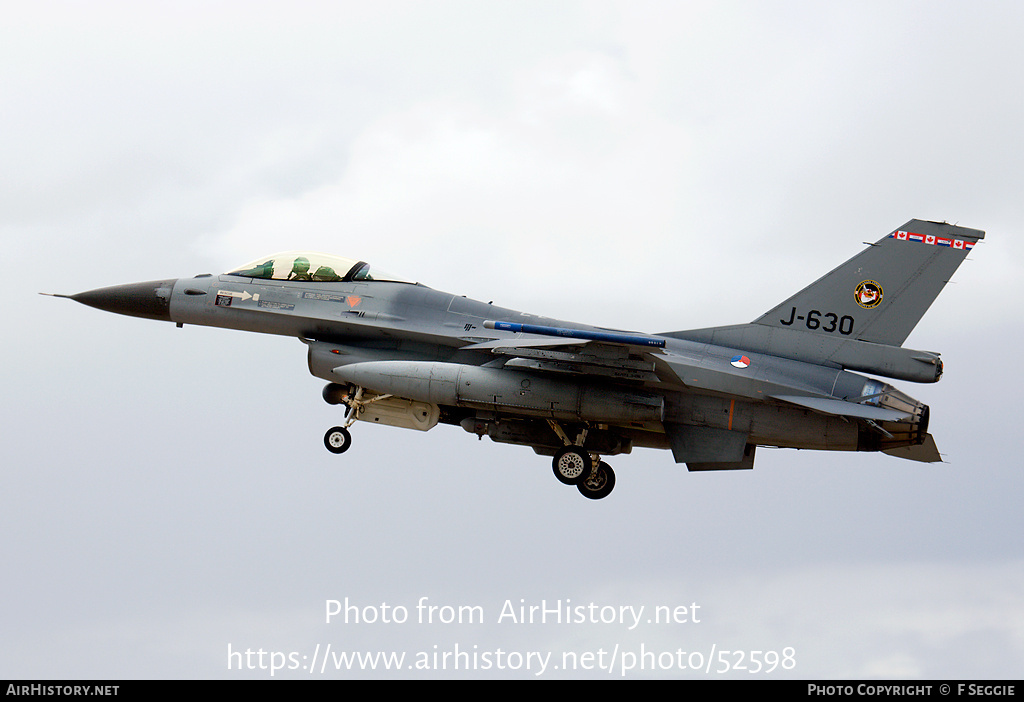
[[322, 383, 392, 456]]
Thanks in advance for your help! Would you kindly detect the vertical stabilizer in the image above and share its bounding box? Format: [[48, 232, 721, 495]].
[[753, 220, 984, 347]]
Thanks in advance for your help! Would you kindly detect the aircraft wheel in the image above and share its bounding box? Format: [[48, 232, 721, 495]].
[[324, 426, 352, 454], [552, 446, 591, 485], [577, 461, 615, 500]]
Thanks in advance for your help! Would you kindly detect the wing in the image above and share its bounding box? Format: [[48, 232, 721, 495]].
[[467, 339, 661, 382], [460, 321, 666, 382]]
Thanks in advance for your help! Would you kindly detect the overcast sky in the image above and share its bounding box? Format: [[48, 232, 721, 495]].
[[3, 1, 1022, 679]]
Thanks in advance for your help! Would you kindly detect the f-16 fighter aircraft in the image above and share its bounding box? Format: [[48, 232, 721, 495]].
[[50, 219, 983, 499]]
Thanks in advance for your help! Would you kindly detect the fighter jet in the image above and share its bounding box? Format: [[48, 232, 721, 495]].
[[49, 219, 983, 499]]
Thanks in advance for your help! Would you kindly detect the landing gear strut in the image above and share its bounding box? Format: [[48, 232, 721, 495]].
[[321, 383, 393, 456]]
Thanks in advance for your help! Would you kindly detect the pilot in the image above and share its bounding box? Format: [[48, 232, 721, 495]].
[[288, 257, 312, 281], [312, 265, 342, 282]]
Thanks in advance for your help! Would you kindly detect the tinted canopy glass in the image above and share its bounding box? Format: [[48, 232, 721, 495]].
[[227, 252, 412, 284]]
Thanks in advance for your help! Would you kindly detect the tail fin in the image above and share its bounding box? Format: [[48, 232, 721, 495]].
[[754, 219, 984, 346], [662, 220, 984, 382]]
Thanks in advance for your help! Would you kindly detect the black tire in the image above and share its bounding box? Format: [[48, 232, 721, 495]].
[[578, 461, 615, 500], [552, 446, 591, 485], [324, 426, 352, 454]]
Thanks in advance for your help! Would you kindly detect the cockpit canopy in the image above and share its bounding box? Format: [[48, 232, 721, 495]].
[[227, 252, 413, 284]]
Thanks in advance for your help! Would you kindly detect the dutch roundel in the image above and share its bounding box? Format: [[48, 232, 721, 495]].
[[730, 354, 751, 369]]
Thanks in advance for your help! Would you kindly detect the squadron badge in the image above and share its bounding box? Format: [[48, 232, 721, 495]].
[[854, 280, 884, 309]]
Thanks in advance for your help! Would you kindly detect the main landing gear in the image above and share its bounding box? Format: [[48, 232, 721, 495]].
[[548, 422, 616, 500], [553, 451, 616, 500]]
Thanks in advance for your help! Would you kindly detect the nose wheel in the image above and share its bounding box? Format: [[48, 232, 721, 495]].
[[324, 426, 352, 454]]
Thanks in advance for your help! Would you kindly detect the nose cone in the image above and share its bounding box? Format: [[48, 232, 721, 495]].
[[70, 279, 177, 321]]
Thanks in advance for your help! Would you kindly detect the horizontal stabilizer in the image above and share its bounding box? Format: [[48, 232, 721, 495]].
[[771, 395, 911, 422], [882, 434, 942, 463]]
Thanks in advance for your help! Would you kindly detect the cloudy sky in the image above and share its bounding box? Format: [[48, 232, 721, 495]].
[[3, 1, 1022, 679]]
